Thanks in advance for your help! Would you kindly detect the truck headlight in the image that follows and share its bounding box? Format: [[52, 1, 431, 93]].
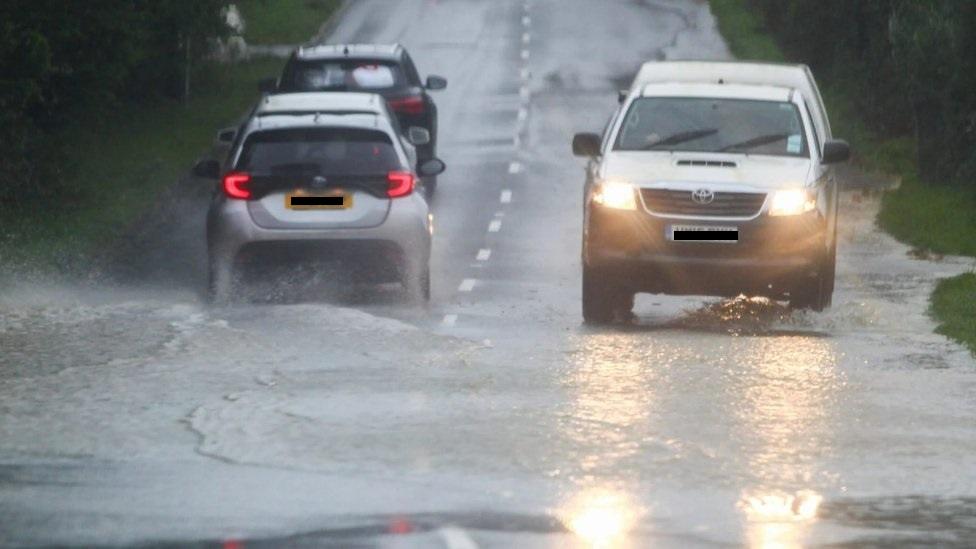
[[593, 180, 637, 210], [769, 189, 816, 216]]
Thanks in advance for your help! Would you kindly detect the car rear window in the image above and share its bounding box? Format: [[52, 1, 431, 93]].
[[281, 60, 407, 92], [238, 128, 401, 176]]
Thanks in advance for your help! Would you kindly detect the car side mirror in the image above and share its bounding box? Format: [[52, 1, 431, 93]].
[[408, 126, 431, 146], [618, 89, 628, 104], [419, 158, 446, 177], [426, 75, 447, 91], [193, 159, 221, 180], [572, 132, 602, 157], [216, 127, 236, 144], [822, 139, 851, 164], [258, 77, 278, 93]]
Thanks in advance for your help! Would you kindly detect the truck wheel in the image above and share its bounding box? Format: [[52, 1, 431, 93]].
[[789, 248, 833, 312], [582, 266, 632, 324]]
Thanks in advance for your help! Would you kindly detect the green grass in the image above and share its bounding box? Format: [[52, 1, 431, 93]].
[[237, 0, 342, 45], [0, 0, 340, 273], [709, 0, 976, 355], [709, 0, 785, 62], [0, 58, 286, 271], [931, 273, 976, 354]]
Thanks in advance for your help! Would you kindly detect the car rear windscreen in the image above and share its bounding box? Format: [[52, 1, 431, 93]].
[[614, 97, 809, 157], [238, 128, 401, 176], [281, 60, 406, 92]]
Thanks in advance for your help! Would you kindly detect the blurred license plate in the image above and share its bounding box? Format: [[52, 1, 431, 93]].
[[668, 224, 738, 242], [286, 190, 351, 210]]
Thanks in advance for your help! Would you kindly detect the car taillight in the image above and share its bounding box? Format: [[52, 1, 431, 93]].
[[388, 96, 425, 115], [223, 171, 252, 200], [387, 171, 415, 198]]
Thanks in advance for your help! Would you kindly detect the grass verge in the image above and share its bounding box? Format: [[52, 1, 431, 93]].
[[931, 274, 976, 354], [0, 57, 285, 272], [237, 0, 342, 45], [709, 0, 976, 353], [0, 0, 342, 274]]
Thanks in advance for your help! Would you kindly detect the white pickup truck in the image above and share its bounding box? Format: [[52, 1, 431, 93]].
[[573, 61, 850, 322]]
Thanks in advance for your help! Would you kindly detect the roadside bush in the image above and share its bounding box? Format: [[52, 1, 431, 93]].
[[0, 0, 228, 206], [746, 0, 976, 188]]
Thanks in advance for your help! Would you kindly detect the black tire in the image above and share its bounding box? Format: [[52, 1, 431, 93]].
[[582, 266, 633, 324], [423, 176, 437, 199], [206, 256, 236, 305], [789, 247, 834, 312], [404, 263, 430, 304]]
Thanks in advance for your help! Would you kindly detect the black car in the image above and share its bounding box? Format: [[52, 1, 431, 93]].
[[260, 44, 447, 195]]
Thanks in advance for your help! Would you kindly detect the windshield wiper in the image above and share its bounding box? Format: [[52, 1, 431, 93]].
[[641, 128, 718, 150], [719, 133, 791, 152]]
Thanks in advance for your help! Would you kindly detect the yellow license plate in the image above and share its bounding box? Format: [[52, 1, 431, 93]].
[[285, 189, 352, 210]]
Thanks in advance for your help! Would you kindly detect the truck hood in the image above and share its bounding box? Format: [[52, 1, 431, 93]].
[[601, 152, 814, 190]]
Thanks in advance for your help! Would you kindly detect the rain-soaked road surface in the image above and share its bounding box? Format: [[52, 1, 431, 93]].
[[3, 1, 976, 547]]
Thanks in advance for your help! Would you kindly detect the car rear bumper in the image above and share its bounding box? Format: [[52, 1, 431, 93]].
[[208, 193, 431, 273], [585, 206, 827, 297]]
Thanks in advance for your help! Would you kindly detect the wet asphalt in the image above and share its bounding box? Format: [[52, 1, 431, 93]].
[[2, 1, 976, 547]]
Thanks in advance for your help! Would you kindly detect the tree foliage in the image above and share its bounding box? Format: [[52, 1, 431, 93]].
[[748, 0, 976, 186], [0, 0, 228, 204]]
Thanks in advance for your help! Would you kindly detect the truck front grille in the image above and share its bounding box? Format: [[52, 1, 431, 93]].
[[640, 189, 766, 217]]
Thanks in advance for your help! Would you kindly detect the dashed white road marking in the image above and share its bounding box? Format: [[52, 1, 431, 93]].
[[458, 278, 477, 292], [508, 161, 522, 174], [438, 527, 480, 549], [441, 314, 458, 327], [520, 67, 530, 81], [522, 15, 531, 26], [488, 219, 502, 232], [517, 107, 528, 122], [500, 189, 512, 203], [522, 32, 531, 44], [520, 49, 530, 60], [519, 86, 530, 100], [476, 248, 492, 261]]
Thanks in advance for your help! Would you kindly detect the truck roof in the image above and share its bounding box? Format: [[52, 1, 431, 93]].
[[639, 82, 795, 102]]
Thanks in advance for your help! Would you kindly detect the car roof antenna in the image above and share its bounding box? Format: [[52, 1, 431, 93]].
[[343, 45, 349, 56]]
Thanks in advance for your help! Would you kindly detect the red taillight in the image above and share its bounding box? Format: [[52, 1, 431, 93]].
[[387, 171, 415, 198], [388, 96, 425, 115], [223, 171, 252, 200]]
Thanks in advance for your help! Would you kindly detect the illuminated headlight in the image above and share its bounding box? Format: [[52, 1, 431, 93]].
[[768, 188, 817, 216], [593, 180, 637, 210]]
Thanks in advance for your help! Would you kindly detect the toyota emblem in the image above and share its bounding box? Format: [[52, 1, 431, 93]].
[[311, 176, 328, 189], [691, 188, 715, 204]]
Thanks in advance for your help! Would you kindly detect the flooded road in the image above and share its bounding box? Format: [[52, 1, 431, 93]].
[[2, 0, 976, 547]]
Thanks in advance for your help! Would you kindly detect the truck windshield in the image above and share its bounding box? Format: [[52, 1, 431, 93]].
[[614, 97, 809, 157]]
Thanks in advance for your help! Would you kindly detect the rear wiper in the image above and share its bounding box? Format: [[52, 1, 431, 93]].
[[642, 128, 718, 150], [719, 133, 791, 152]]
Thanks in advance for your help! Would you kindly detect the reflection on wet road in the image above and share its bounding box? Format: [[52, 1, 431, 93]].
[[2, 0, 976, 547]]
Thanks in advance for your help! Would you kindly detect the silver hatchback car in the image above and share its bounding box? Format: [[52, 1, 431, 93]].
[[192, 92, 445, 303]]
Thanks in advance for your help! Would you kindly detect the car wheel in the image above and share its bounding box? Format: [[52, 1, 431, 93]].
[[423, 176, 437, 199], [207, 255, 236, 305], [404, 262, 430, 304], [582, 265, 632, 324]]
